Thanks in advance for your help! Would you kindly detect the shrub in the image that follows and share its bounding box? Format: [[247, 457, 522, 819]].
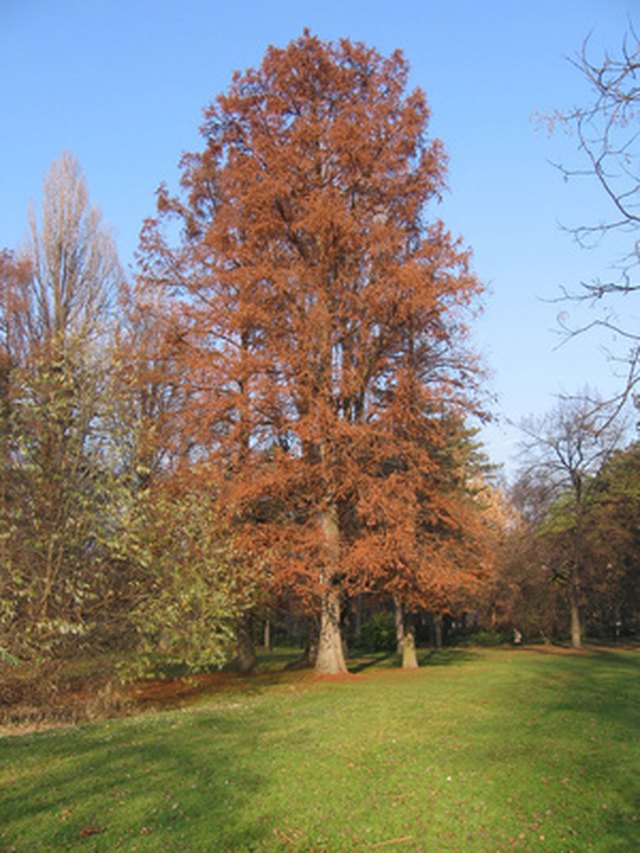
[[357, 612, 397, 653], [457, 629, 509, 647]]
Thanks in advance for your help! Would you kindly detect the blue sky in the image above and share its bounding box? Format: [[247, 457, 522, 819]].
[[1, 0, 637, 474]]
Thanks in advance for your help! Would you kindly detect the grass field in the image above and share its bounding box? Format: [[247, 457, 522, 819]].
[[1, 646, 638, 852]]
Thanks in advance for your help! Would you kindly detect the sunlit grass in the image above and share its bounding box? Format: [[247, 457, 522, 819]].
[[1, 647, 638, 851]]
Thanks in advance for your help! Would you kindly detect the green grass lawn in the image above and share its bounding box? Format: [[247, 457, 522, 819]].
[[1, 646, 638, 852]]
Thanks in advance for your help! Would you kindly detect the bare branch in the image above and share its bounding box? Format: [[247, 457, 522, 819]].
[[542, 27, 640, 406]]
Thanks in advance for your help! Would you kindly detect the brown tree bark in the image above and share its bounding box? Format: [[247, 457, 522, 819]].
[[569, 584, 583, 649], [316, 585, 348, 674], [402, 612, 419, 669], [285, 615, 320, 670], [354, 594, 363, 641], [262, 617, 271, 651], [432, 612, 443, 650], [393, 595, 404, 656], [315, 506, 348, 675], [235, 612, 257, 673]]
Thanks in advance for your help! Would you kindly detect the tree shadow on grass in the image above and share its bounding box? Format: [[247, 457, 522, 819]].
[[128, 666, 311, 714], [348, 651, 397, 673], [540, 647, 640, 730], [347, 647, 478, 674], [417, 648, 479, 667], [0, 702, 279, 851], [544, 650, 640, 849], [473, 647, 640, 852]]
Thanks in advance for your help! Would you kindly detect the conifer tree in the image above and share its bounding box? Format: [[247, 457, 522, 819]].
[[141, 33, 486, 673]]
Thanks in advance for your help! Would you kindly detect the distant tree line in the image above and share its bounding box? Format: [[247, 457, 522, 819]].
[[490, 398, 639, 646]]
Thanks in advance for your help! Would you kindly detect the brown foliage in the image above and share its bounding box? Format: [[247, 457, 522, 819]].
[[140, 33, 491, 671]]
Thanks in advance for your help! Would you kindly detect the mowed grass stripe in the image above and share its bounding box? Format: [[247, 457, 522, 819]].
[[1, 647, 638, 851]]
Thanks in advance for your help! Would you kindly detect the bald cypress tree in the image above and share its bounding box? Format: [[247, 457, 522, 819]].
[[141, 33, 485, 673]]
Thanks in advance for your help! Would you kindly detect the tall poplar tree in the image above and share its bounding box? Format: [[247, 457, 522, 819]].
[[1, 153, 123, 664], [142, 33, 485, 674]]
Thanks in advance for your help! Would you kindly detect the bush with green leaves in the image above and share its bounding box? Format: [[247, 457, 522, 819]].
[[356, 611, 397, 653], [116, 477, 255, 679], [456, 629, 509, 647]]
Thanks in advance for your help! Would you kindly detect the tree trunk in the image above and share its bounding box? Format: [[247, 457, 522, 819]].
[[235, 613, 256, 673], [263, 617, 271, 651], [393, 595, 404, 655], [316, 585, 348, 674], [297, 615, 320, 667], [402, 614, 419, 670], [354, 593, 363, 640], [284, 616, 319, 670], [315, 505, 348, 675], [569, 585, 582, 649], [432, 612, 443, 650], [305, 616, 320, 665]]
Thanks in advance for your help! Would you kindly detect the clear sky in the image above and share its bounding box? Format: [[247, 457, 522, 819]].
[[1, 0, 637, 475]]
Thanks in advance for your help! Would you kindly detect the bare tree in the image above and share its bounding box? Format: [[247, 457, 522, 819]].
[[27, 151, 121, 347], [547, 26, 640, 400], [517, 394, 627, 647]]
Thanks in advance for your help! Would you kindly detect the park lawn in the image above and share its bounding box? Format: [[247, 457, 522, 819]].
[[0, 647, 638, 852]]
